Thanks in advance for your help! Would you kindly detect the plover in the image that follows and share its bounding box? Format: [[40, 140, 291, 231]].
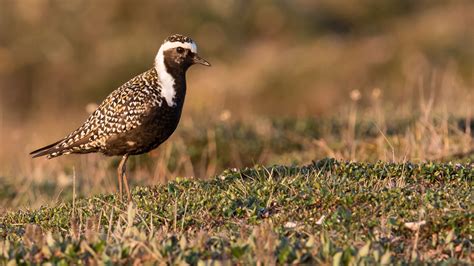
[[30, 34, 210, 201]]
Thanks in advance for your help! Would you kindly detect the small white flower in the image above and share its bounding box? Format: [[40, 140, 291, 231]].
[[371, 88, 382, 99], [350, 89, 362, 101], [284, 221, 297, 228]]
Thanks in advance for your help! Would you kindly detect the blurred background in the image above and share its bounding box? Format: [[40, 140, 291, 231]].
[[0, 0, 473, 207]]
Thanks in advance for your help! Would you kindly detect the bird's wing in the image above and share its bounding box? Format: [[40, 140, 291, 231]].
[[34, 69, 162, 158]]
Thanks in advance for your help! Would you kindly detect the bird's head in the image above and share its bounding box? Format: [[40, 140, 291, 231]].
[[155, 34, 210, 72]]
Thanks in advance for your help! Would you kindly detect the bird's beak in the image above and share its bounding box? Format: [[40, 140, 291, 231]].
[[193, 54, 211, 66]]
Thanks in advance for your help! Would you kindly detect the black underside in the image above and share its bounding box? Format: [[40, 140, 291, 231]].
[[102, 104, 183, 156]]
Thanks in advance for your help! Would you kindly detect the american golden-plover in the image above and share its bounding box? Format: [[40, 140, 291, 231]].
[[30, 34, 210, 201]]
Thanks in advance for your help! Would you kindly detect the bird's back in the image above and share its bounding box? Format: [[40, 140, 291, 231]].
[[30, 68, 179, 158]]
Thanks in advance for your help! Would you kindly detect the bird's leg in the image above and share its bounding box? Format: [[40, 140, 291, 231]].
[[122, 162, 132, 202], [117, 162, 123, 200], [117, 154, 129, 200]]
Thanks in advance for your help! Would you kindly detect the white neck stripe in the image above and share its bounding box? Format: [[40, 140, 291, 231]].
[[153, 40, 198, 107], [154, 48, 176, 107]]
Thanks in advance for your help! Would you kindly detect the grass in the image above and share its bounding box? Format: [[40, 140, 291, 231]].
[[0, 159, 472, 264], [2, 111, 473, 208], [0, 109, 472, 264]]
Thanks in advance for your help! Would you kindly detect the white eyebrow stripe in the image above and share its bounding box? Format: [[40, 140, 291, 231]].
[[160, 41, 197, 53]]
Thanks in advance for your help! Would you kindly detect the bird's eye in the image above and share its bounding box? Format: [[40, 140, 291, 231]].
[[176, 47, 184, 53]]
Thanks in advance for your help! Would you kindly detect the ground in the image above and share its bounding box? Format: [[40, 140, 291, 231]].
[[0, 116, 472, 264]]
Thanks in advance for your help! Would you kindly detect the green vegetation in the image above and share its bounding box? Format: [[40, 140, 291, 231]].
[[1, 159, 472, 264], [1, 114, 472, 209], [0, 114, 472, 263]]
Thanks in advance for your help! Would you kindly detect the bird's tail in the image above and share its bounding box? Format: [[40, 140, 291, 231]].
[[30, 140, 62, 158]]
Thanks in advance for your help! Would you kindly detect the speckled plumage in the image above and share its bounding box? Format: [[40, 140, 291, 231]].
[[166, 34, 194, 43], [31, 34, 210, 200], [35, 68, 164, 158]]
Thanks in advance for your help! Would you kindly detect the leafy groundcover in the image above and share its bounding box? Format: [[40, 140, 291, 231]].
[[0, 159, 472, 264]]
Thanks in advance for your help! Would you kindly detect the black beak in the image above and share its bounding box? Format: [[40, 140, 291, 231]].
[[193, 54, 211, 66]]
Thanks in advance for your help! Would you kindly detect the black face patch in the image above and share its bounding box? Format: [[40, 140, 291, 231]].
[[163, 48, 194, 71]]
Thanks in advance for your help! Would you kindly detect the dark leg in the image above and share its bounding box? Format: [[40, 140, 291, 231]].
[[117, 154, 129, 200]]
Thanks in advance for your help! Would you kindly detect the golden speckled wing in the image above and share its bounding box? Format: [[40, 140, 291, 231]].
[[48, 68, 161, 157]]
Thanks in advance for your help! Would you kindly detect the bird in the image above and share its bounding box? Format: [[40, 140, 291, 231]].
[[30, 34, 210, 201]]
